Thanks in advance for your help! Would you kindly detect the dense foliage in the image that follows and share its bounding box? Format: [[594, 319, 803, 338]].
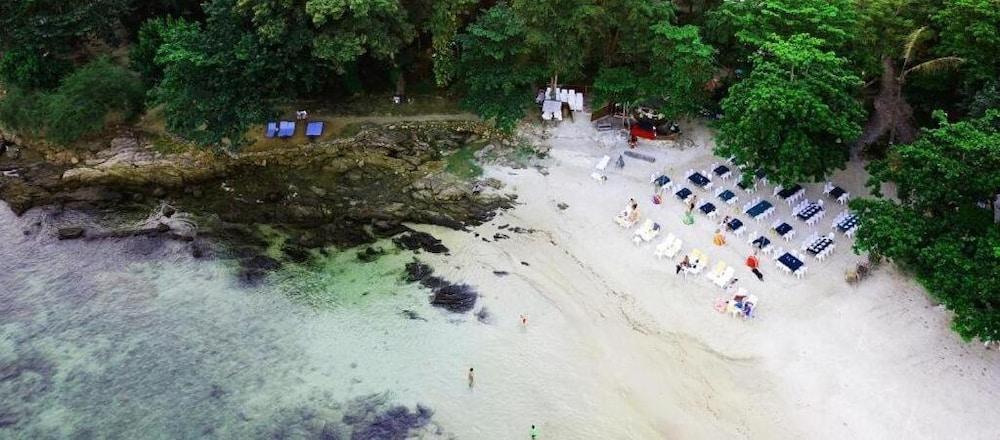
[[45, 58, 145, 144], [716, 34, 863, 185], [455, 5, 537, 132], [852, 112, 1000, 342], [0, 58, 143, 144]]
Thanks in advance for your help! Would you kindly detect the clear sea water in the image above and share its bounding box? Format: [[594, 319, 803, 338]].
[[0, 203, 480, 439]]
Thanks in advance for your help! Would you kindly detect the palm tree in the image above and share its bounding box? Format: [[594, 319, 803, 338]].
[[859, 26, 964, 149]]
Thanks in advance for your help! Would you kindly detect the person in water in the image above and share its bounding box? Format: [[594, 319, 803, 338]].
[[468, 367, 474, 388], [530, 425, 540, 439]]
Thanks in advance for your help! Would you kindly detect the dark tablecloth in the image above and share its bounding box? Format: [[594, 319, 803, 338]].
[[797, 204, 823, 220], [777, 184, 803, 199], [746, 200, 773, 217], [778, 253, 804, 271], [688, 172, 710, 187], [752, 236, 771, 249]]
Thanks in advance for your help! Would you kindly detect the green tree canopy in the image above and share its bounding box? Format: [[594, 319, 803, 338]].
[[0, 0, 131, 88], [591, 23, 715, 120], [932, 0, 1000, 85], [234, 0, 415, 73], [44, 58, 145, 144], [643, 23, 716, 118], [716, 34, 864, 185], [151, 2, 278, 146], [708, 0, 858, 53], [455, 4, 539, 131], [511, 0, 601, 86], [852, 111, 1000, 342], [427, 0, 477, 87]]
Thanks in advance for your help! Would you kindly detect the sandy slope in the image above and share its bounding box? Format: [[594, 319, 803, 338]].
[[412, 117, 999, 439]]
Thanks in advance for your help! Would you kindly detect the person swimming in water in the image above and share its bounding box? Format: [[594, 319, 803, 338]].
[[468, 367, 474, 388]]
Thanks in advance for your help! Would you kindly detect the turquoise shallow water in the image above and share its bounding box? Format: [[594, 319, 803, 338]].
[[0, 203, 466, 439]]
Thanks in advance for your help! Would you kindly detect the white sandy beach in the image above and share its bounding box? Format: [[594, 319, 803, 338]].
[[407, 116, 1000, 439]]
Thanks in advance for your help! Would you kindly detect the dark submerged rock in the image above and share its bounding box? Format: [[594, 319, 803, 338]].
[[404, 261, 434, 283], [393, 231, 449, 254], [430, 283, 477, 313], [403, 260, 478, 313], [282, 244, 312, 264], [475, 307, 493, 324], [238, 255, 282, 286], [356, 247, 385, 263], [400, 310, 427, 321]]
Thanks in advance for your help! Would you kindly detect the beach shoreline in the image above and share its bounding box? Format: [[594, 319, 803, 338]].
[[407, 116, 1000, 438]]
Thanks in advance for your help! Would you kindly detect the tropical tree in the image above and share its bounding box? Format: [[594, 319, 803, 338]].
[[455, 4, 538, 131], [716, 34, 864, 185], [427, 0, 478, 87], [152, 1, 280, 146], [643, 23, 716, 118], [933, 0, 1000, 85], [235, 0, 415, 76], [858, 26, 964, 149], [0, 0, 131, 88], [707, 0, 858, 55], [511, 0, 601, 90], [594, 0, 675, 65], [44, 58, 145, 144], [592, 66, 643, 111], [852, 110, 1000, 343]]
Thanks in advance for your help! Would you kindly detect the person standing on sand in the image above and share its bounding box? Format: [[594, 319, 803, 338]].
[[468, 368, 474, 388], [746, 251, 764, 281]]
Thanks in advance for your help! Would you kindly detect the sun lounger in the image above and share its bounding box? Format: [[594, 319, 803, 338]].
[[592, 155, 611, 182], [614, 210, 639, 228], [665, 238, 683, 258], [713, 266, 735, 288], [633, 220, 661, 244], [654, 233, 677, 259], [684, 249, 709, 277], [705, 261, 726, 284]]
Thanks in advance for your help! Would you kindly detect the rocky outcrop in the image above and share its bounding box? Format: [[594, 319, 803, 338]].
[[1, 122, 517, 250], [57, 227, 84, 240]]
